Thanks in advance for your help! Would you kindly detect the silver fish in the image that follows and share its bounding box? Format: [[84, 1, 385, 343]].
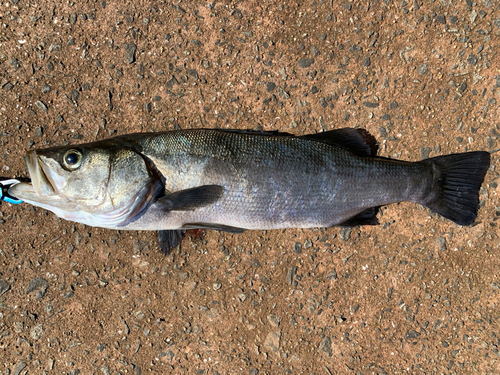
[[9, 128, 490, 253]]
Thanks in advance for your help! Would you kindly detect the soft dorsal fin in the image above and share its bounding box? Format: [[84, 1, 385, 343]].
[[301, 128, 378, 157], [217, 129, 295, 137]]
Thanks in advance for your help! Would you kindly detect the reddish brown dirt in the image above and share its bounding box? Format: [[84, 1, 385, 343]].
[[0, 0, 499, 373]]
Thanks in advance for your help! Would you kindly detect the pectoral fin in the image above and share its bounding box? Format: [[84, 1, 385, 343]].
[[158, 185, 224, 211], [181, 223, 246, 233], [158, 230, 185, 255]]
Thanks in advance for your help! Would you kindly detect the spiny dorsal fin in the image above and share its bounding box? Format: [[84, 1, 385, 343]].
[[301, 128, 378, 157]]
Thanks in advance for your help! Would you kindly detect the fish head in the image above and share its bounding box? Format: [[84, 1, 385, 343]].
[[9, 141, 163, 228]]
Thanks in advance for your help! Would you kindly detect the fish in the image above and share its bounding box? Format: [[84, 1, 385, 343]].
[[9, 128, 491, 254]]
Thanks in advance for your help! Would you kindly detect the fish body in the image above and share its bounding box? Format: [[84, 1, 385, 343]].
[[116, 130, 430, 230], [10, 128, 490, 253]]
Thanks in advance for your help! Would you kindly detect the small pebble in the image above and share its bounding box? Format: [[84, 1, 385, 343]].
[[318, 336, 333, 357], [435, 15, 446, 24], [124, 43, 137, 64], [339, 228, 352, 241], [30, 324, 44, 340], [34, 100, 48, 113], [12, 362, 27, 375], [267, 314, 281, 327], [297, 58, 314, 68], [13, 322, 23, 333], [363, 101, 379, 108], [326, 270, 337, 280], [406, 330, 421, 339], [420, 147, 431, 159], [0, 280, 10, 296], [263, 331, 281, 355], [71, 89, 80, 102], [286, 266, 297, 285], [293, 242, 302, 254], [437, 237, 447, 252], [10, 58, 21, 70], [25, 277, 49, 299], [470, 10, 477, 24], [2, 82, 14, 90], [417, 64, 428, 75]]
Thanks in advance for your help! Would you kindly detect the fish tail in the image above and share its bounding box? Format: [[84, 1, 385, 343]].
[[420, 151, 490, 226]]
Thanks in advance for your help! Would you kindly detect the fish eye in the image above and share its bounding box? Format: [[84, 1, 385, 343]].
[[62, 149, 83, 170]]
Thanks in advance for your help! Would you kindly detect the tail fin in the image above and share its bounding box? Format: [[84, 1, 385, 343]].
[[421, 151, 490, 226]]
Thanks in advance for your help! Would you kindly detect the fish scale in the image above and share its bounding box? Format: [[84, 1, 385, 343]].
[[9, 128, 490, 254], [125, 130, 436, 229]]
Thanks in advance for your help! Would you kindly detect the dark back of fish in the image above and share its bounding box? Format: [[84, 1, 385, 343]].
[[116, 129, 489, 231]]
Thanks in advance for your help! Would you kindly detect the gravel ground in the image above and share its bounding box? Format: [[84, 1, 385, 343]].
[[0, 0, 499, 373]]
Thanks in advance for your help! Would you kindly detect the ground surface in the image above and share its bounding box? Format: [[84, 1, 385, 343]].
[[0, 0, 499, 374]]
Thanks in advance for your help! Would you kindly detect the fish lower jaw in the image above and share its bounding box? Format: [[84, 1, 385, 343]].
[[8, 183, 121, 228], [8, 182, 39, 200]]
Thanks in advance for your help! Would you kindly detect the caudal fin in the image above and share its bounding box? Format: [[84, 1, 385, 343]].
[[422, 151, 490, 226]]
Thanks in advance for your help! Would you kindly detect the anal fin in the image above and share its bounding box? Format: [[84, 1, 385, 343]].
[[336, 207, 380, 227], [158, 223, 246, 255], [181, 223, 247, 233]]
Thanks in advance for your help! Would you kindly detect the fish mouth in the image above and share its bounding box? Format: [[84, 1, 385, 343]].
[[8, 151, 74, 213], [26, 150, 64, 196]]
